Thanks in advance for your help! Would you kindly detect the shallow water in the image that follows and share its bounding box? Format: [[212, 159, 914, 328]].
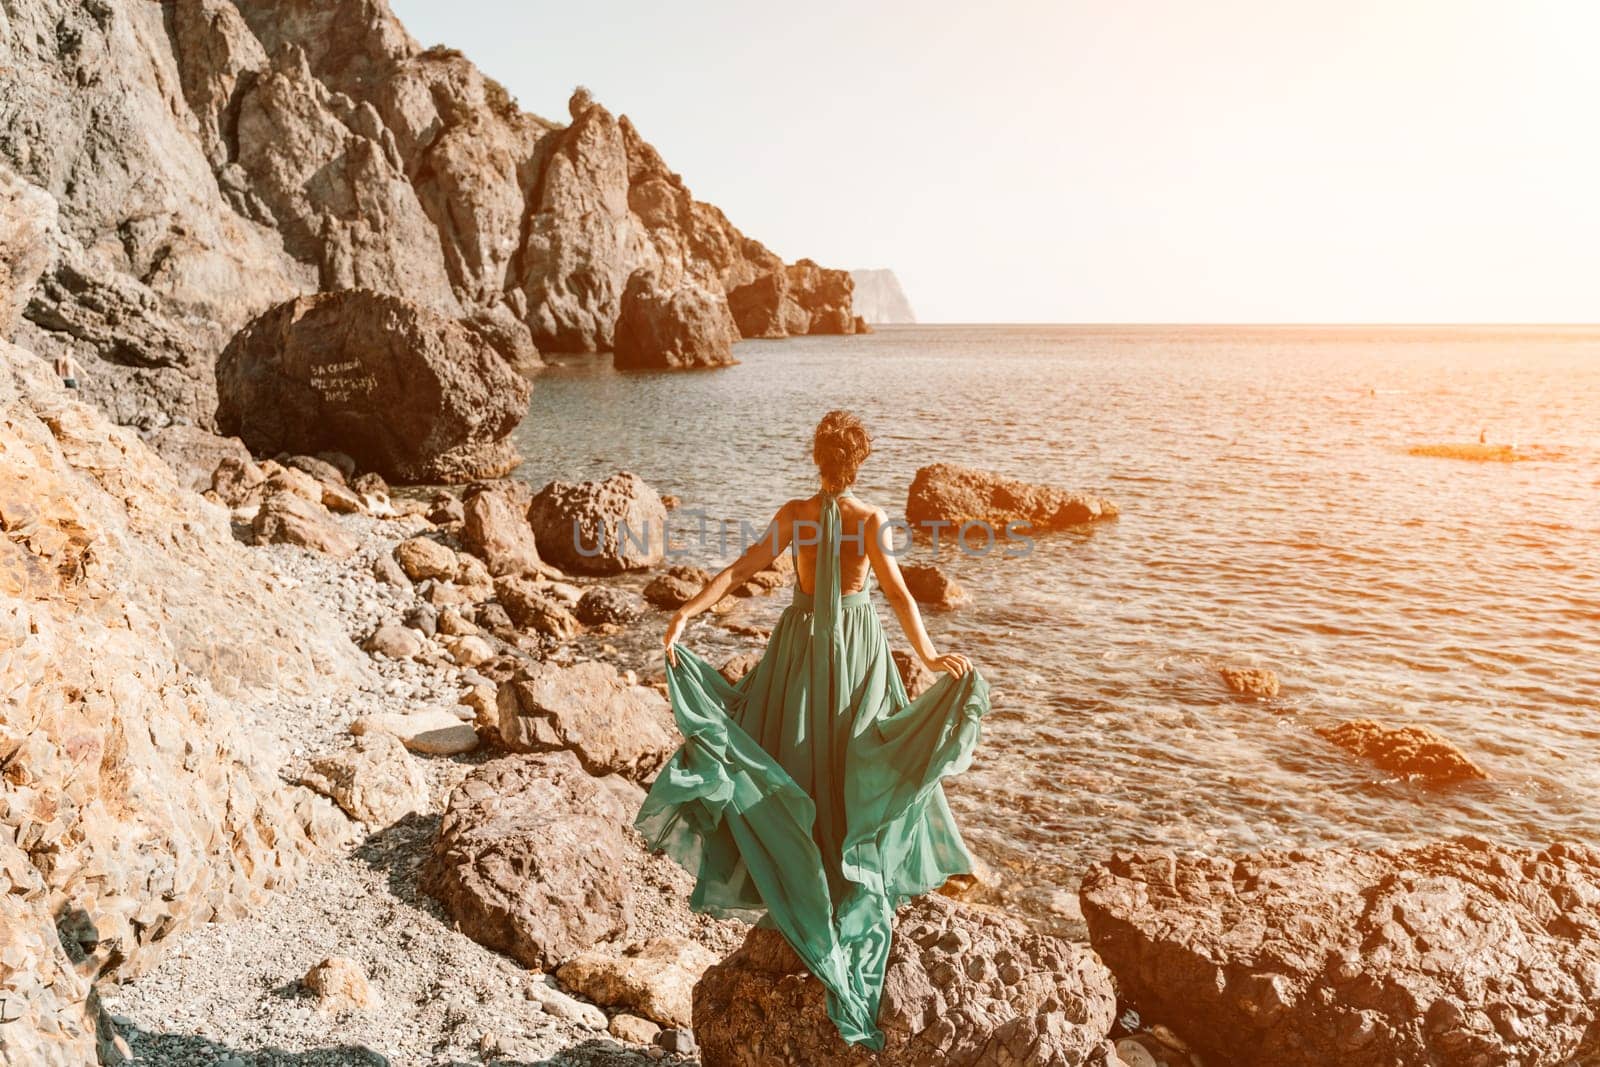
[[509, 325, 1600, 926]]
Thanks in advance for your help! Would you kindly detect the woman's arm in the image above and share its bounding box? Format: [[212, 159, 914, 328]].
[[663, 501, 793, 665], [865, 509, 971, 678]]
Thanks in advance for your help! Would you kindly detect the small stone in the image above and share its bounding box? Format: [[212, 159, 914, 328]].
[[609, 1013, 661, 1045], [1219, 665, 1281, 699], [363, 622, 425, 660], [303, 956, 380, 1013], [394, 537, 458, 581], [351, 709, 479, 755]]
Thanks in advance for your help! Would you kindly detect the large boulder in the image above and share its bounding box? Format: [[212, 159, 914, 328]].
[[1080, 838, 1600, 1067], [461, 481, 542, 576], [497, 660, 678, 781], [422, 752, 638, 969], [0, 341, 364, 1056], [905, 464, 1118, 537], [613, 270, 740, 369], [528, 472, 667, 574], [694, 893, 1117, 1066], [142, 424, 255, 494], [215, 290, 531, 483]]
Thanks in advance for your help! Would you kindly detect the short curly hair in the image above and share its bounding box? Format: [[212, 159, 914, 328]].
[[812, 410, 871, 493]]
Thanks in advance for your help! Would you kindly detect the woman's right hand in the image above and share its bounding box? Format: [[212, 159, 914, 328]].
[[663, 610, 688, 667], [925, 652, 972, 678]]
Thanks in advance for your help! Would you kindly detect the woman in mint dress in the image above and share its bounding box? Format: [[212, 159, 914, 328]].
[[636, 411, 990, 1050]]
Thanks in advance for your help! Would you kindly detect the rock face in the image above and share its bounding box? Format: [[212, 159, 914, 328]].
[[613, 271, 741, 369], [497, 660, 678, 782], [529, 472, 667, 574], [1080, 838, 1600, 1067], [0, 2, 852, 428], [693, 894, 1118, 1066], [1317, 719, 1488, 783], [905, 464, 1118, 536], [142, 424, 255, 493], [423, 753, 638, 970], [215, 290, 531, 483], [848, 269, 916, 324], [0, 340, 365, 1058]]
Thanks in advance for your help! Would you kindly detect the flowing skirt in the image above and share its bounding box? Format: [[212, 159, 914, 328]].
[[635, 586, 989, 1048]]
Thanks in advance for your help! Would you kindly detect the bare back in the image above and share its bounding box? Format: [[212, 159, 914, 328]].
[[789, 493, 877, 597]]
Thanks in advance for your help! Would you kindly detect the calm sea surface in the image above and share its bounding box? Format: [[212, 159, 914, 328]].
[[509, 325, 1600, 929]]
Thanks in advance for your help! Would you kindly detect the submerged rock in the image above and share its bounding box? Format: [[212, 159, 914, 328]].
[[576, 585, 646, 626], [891, 649, 938, 700], [693, 894, 1117, 1066], [1317, 718, 1488, 783], [215, 291, 531, 484], [1080, 838, 1600, 1067], [528, 472, 667, 574], [423, 753, 638, 969], [905, 464, 1117, 536], [645, 564, 712, 608]]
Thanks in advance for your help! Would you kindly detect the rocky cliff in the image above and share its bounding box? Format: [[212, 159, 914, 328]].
[[848, 268, 915, 324], [0, 0, 857, 430]]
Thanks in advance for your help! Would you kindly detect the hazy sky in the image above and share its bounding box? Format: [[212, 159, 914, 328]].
[[391, 0, 1599, 323]]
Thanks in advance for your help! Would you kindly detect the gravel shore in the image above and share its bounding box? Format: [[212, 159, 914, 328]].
[[100, 510, 743, 1066]]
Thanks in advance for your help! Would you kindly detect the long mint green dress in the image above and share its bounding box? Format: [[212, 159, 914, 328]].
[[635, 490, 990, 1049]]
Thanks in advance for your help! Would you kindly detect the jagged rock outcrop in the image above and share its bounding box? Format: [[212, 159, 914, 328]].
[[848, 269, 916, 324], [422, 752, 641, 970], [905, 464, 1118, 537], [729, 259, 860, 339], [1080, 838, 1600, 1067], [0, 339, 365, 1061], [693, 893, 1118, 1066], [215, 290, 531, 483], [0, 0, 854, 427]]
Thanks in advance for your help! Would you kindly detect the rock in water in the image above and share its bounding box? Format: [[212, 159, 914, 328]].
[[848, 269, 916, 324], [891, 649, 938, 700], [693, 894, 1117, 1066], [1218, 665, 1281, 699], [576, 585, 646, 626], [613, 271, 741, 369], [215, 291, 531, 483], [528, 472, 667, 574], [1080, 838, 1600, 1067], [900, 562, 970, 610], [497, 660, 678, 782], [423, 753, 637, 969], [905, 464, 1118, 536], [1317, 718, 1488, 783], [0, 340, 365, 1055]]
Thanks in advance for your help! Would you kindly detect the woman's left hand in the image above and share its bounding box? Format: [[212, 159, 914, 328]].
[[663, 611, 687, 666]]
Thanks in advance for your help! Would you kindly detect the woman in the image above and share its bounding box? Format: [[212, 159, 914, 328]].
[[636, 410, 990, 1050]]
